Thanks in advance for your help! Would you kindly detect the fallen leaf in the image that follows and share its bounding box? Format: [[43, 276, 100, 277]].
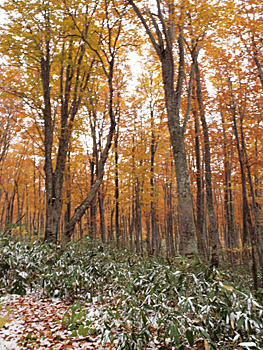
[[222, 284, 234, 291]]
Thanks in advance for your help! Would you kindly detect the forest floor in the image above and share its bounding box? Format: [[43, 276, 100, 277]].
[[0, 238, 261, 350], [0, 291, 165, 350]]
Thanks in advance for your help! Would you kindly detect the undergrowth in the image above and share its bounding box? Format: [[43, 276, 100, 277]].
[[0, 234, 262, 349]]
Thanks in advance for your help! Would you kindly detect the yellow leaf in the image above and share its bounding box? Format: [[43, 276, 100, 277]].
[[0, 315, 9, 328], [222, 284, 234, 291], [204, 339, 209, 350], [230, 317, 235, 329]]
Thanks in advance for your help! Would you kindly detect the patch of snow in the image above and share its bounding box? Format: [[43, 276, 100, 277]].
[[0, 338, 20, 350], [238, 342, 257, 348]]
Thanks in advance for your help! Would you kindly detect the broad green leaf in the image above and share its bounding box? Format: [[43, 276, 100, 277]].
[[78, 324, 89, 336], [185, 328, 195, 347]]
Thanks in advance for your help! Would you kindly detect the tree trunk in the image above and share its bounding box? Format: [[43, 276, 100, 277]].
[[115, 133, 120, 249], [135, 178, 141, 254], [98, 189, 106, 244], [229, 79, 258, 290], [146, 214, 151, 255], [161, 44, 196, 256], [61, 58, 116, 248], [194, 58, 220, 267], [150, 109, 157, 254], [193, 104, 207, 260], [221, 111, 236, 263]]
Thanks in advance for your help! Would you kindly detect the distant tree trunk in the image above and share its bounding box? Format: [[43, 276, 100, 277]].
[[98, 188, 106, 244], [146, 214, 151, 255], [150, 109, 157, 255], [115, 132, 120, 249], [0, 194, 5, 232], [109, 207, 114, 242], [164, 182, 174, 256], [229, 79, 258, 290], [128, 204, 134, 251], [193, 104, 206, 260], [168, 181, 176, 255], [89, 148, 96, 241], [16, 185, 21, 236], [168, 182, 175, 256], [221, 112, 236, 263], [114, 104, 121, 249], [251, 129, 263, 278], [130, 138, 136, 252], [135, 178, 141, 254], [64, 152, 71, 231], [122, 215, 127, 247], [4, 185, 16, 234], [194, 57, 220, 267]]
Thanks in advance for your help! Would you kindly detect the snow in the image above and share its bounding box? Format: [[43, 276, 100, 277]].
[[0, 291, 162, 350], [0, 338, 20, 350], [0, 291, 105, 349]]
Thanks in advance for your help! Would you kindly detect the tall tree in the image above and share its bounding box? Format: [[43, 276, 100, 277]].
[[127, 0, 196, 256], [61, 0, 129, 246], [0, 0, 97, 243]]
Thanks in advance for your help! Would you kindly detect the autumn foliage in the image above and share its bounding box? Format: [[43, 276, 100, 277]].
[[0, 0, 262, 279]]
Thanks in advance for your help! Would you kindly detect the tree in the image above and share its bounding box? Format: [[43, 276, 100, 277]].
[[0, 0, 98, 243], [61, 0, 130, 247], [127, 0, 196, 256], [231, 0, 263, 87], [0, 0, 129, 247]]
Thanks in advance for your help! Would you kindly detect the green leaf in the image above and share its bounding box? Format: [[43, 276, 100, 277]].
[[185, 328, 195, 347], [236, 316, 245, 329], [89, 328, 97, 335], [164, 324, 170, 339], [141, 310, 147, 326], [71, 329, 77, 336], [4, 305, 11, 313], [170, 324, 180, 347], [78, 324, 89, 336]]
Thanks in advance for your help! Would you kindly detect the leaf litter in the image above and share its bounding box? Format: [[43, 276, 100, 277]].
[[0, 290, 164, 350], [0, 291, 96, 349]]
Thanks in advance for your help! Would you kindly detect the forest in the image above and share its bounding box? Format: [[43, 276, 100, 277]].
[[0, 0, 263, 349]]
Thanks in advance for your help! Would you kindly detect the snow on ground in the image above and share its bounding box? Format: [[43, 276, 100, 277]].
[[0, 291, 110, 349], [0, 291, 161, 350]]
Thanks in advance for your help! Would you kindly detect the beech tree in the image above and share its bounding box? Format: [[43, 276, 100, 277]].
[[127, 0, 196, 256], [60, 0, 131, 247], [0, 0, 129, 247], [0, 0, 98, 243]]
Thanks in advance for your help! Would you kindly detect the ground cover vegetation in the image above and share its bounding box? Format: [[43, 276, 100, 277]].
[[1, 235, 263, 349]]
